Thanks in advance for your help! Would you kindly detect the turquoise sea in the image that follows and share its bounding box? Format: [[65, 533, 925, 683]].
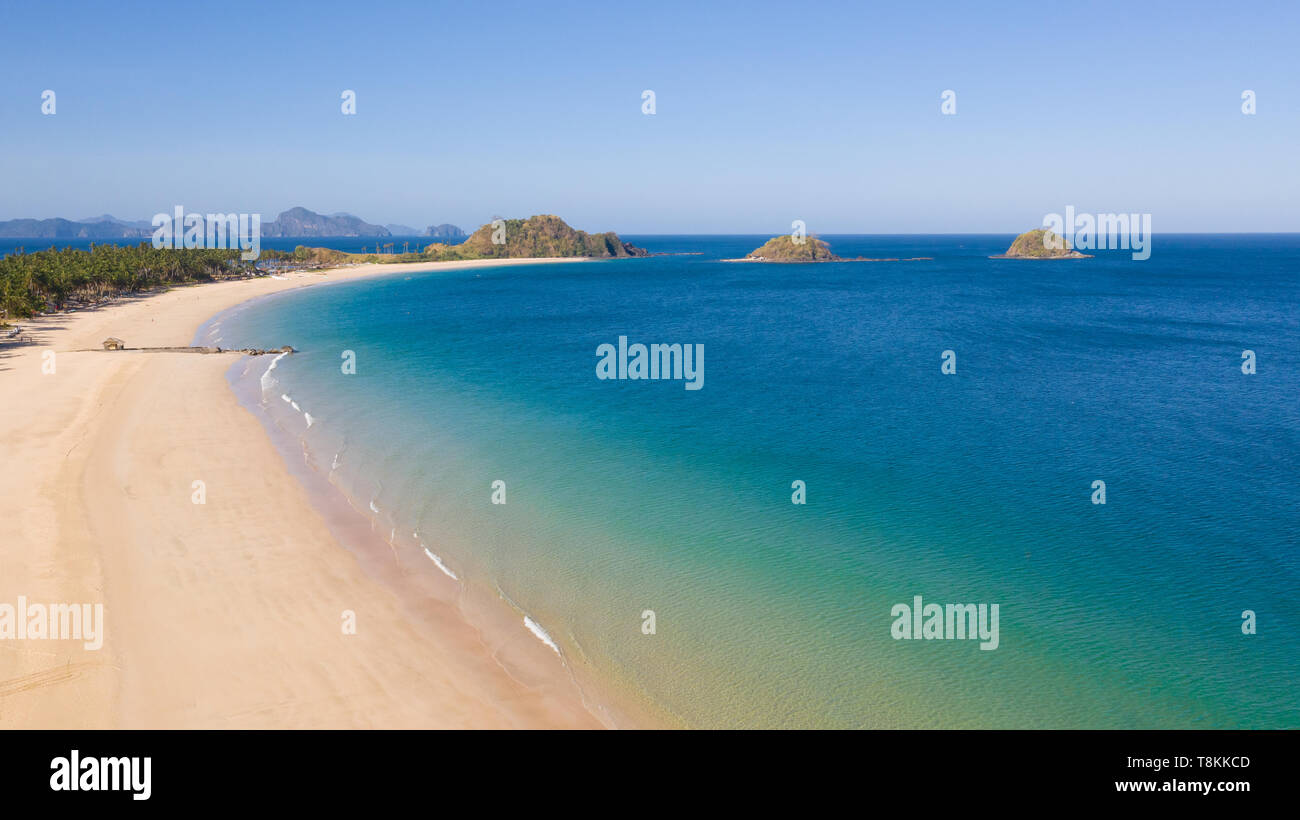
[[201, 235, 1300, 729]]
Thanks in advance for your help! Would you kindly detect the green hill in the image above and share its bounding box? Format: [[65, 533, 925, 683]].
[[745, 235, 840, 262], [425, 215, 647, 261], [998, 229, 1091, 259]]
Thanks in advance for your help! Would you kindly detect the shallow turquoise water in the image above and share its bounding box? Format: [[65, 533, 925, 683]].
[[205, 235, 1300, 728]]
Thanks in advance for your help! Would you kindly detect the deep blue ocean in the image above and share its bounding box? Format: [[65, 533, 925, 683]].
[[202, 234, 1300, 728]]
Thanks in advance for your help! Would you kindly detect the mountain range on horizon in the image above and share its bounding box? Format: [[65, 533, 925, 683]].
[[0, 207, 466, 240]]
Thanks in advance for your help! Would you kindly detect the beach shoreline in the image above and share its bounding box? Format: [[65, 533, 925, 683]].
[[0, 256, 632, 729]]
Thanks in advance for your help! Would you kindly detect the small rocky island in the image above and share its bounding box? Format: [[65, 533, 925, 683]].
[[730, 235, 933, 263], [993, 229, 1092, 259], [744, 235, 841, 262]]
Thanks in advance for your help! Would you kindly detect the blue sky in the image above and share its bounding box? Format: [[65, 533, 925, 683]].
[[0, 0, 1296, 232]]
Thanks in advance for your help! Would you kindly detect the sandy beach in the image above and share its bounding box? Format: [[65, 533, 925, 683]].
[[0, 258, 608, 728]]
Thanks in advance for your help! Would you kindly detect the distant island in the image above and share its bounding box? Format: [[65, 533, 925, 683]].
[[0, 216, 152, 239], [992, 229, 1092, 259], [726, 235, 933, 263], [0, 207, 466, 240], [260, 207, 389, 238], [743, 235, 841, 262], [425, 224, 467, 241]]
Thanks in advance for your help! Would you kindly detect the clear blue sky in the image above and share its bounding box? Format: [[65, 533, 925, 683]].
[[1, 0, 1296, 233]]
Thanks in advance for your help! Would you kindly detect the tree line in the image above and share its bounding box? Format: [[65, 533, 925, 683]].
[[0, 243, 299, 322]]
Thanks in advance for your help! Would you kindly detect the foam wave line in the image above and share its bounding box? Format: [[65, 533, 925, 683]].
[[259, 350, 289, 393], [524, 616, 561, 657], [422, 546, 459, 580]]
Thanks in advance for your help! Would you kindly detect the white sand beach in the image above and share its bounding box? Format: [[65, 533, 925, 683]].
[[0, 258, 608, 728]]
